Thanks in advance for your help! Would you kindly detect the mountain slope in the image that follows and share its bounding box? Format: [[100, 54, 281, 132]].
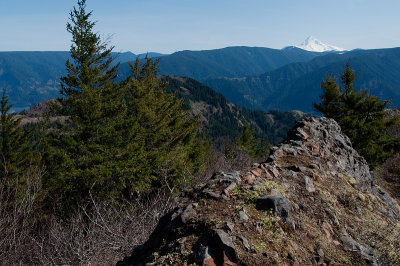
[[0, 51, 139, 110], [162, 76, 304, 144], [0, 47, 319, 109], [205, 47, 400, 112], [119, 46, 321, 82], [118, 117, 400, 265]]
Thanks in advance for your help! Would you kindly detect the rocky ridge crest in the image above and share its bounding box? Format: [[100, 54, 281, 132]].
[[118, 117, 400, 265]]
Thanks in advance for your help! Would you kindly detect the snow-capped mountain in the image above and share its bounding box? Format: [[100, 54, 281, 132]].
[[294, 36, 345, 52]]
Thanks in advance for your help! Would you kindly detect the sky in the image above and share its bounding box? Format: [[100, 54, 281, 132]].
[[1, 0, 399, 54]]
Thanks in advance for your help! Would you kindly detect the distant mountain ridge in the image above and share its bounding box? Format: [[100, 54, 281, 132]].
[[205, 47, 400, 112], [2, 45, 400, 114], [118, 46, 321, 82], [0, 51, 163, 109], [20, 76, 304, 144]]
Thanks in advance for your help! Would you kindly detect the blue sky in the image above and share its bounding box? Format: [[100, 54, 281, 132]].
[[1, 0, 399, 53]]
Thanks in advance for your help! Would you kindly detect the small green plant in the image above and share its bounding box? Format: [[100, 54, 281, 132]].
[[232, 185, 242, 194], [252, 240, 267, 253], [261, 215, 279, 232], [243, 190, 259, 203], [235, 205, 244, 212], [262, 181, 281, 193]]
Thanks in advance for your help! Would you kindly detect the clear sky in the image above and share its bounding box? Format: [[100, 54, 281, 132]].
[[1, 0, 399, 54]]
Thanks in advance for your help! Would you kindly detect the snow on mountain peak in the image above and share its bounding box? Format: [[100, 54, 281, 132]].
[[295, 36, 345, 52]]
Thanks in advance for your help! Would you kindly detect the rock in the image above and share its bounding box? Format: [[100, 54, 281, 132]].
[[238, 208, 249, 222], [224, 182, 238, 196], [217, 171, 241, 184], [118, 117, 400, 265], [256, 191, 293, 220], [180, 204, 197, 224], [203, 257, 217, 266], [321, 221, 333, 240], [251, 168, 262, 177], [372, 185, 400, 220], [195, 245, 213, 266], [242, 173, 256, 184], [204, 190, 222, 200], [304, 176, 316, 193], [340, 232, 377, 266], [224, 221, 235, 232], [215, 229, 238, 264], [237, 235, 256, 253]]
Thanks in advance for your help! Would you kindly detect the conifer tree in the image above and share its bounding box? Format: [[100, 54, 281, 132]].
[[235, 124, 269, 159], [44, 0, 124, 210], [60, 0, 117, 97], [121, 57, 208, 190], [44, 1, 208, 212], [314, 64, 400, 167], [0, 90, 32, 180]]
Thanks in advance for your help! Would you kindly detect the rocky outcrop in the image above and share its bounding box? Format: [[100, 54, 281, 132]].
[[118, 117, 400, 266]]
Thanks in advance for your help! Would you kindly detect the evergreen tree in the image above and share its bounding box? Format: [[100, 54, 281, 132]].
[[43, 1, 208, 212], [0, 90, 33, 180], [121, 57, 208, 190], [60, 0, 117, 97], [235, 125, 257, 156], [59, 0, 119, 139], [314, 64, 400, 167], [235, 124, 269, 159]]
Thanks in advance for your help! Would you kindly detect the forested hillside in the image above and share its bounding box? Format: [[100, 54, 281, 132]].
[[153, 46, 319, 80], [3, 46, 400, 113], [205, 47, 400, 111], [0, 51, 149, 109], [162, 76, 304, 143], [0, 47, 320, 109]]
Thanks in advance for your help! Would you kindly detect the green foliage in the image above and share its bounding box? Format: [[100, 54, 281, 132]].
[[162, 76, 301, 144], [120, 57, 209, 190], [235, 124, 270, 159], [0, 90, 35, 180], [205, 48, 400, 112], [60, 0, 118, 97], [314, 64, 400, 167], [235, 125, 257, 156]]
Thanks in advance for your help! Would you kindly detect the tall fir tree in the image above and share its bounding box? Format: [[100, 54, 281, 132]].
[[121, 57, 208, 191], [314, 64, 400, 167], [43, 1, 208, 213], [0, 90, 34, 181], [44, 0, 124, 210], [235, 124, 269, 159], [60, 0, 117, 97]]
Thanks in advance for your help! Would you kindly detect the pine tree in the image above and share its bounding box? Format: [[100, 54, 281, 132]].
[[121, 57, 208, 190], [60, 0, 117, 97], [314, 64, 400, 167], [59, 0, 118, 139], [44, 0, 123, 210], [43, 1, 208, 212], [0, 90, 33, 180], [235, 124, 269, 159]]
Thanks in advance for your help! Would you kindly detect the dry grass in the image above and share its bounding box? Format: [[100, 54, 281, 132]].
[[379, 153, 400, 202]]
